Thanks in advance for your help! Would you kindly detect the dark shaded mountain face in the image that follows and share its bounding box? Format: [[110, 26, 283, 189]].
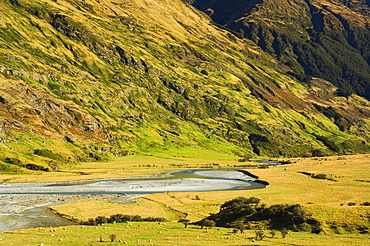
[[0, 0, 370, 171], [192, 0, 370, 100], [191, 0, 263, 25], [193, 0, 298, 26]]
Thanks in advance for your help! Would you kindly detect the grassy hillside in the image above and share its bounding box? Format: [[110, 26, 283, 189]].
[[0, 0, 370, 173]]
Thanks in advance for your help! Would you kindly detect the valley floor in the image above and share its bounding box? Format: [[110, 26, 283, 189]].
[[0, 153, 369, 245], [1, 222, 369, 245]]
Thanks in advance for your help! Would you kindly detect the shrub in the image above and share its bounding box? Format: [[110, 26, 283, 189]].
[[281, 227, 288, 238], [220, 197, 261, 211], [312, 105, 346, 132], [263, 204, 307, 229], [82, 214, 166, 225], [198, 197, 312, 231], [200, 69, 208, 75], [95, 216, 108, 224], [236, 223, 245, 233], [200, 219, 216, 229], [178, 219, 190, 228], [255, 230, 265, 239], [109, 234, 116, 242], [4, 157, 22, 165], [25, 163, 49, 172], [34, 149, 62, 160], [313, 134, 341, 152]]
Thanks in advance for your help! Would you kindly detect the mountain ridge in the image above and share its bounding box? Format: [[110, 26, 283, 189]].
[[192, 0, 370, 99], [0, 0, 370, 172]]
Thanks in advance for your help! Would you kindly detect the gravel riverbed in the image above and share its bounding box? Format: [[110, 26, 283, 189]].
[[0, 170, 259, 232]]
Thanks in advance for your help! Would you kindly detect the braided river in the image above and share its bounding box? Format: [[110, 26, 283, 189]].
[[0, 169, 265, 232]]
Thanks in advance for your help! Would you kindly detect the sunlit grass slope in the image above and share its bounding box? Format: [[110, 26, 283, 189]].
[[0, 0, 370, 172]]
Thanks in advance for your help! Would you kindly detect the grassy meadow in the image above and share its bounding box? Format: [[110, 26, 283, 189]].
[[1, 222, 370, 246], [0, 148, 246, 183], [1, 0, 370, 244], [0, 153, 369, 245]]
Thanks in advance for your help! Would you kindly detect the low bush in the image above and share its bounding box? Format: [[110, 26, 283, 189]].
[[34, 149, 62, 160], [24, 163, 50, 172], [82, 214, 166, 225], [197, 197, 318, 231], [4, 157, 22, 165]]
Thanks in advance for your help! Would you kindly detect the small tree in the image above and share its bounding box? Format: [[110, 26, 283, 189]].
[[179, 219, 190, 228], [200, 219, 216, 229], [255, 230, 265, 240], [109, 234, 117, 242], [95, 216, 108, 225], [281, 228, 288, 238], [236, 223, 245, 233], [207, 220, 216, 228]]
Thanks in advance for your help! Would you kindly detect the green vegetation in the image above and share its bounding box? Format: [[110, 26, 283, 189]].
[[196, 195, 368, 235], [0, 154, 369, 245], [34, 149, 62, 160], [1, 221, 368, 246], [82, 214, 166, 226], [193, 0, 370, 100], [0, 0, 369, 169], [0, 1, 369, 245], [197, 197, 316, 231]]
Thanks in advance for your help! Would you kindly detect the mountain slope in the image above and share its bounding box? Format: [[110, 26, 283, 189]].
[[0, 0, 370, 172], [192, 0, 370, 99]]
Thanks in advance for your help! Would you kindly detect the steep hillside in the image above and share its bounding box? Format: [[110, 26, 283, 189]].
[[0, 0, 370, 172], [192, 0, 370, 99]]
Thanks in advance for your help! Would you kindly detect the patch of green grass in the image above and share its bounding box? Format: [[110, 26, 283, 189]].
[[1, 222, 369, 245], [305, 205, 370, 233], [0, 162, 21, 173], [50, 197, 182, 222]]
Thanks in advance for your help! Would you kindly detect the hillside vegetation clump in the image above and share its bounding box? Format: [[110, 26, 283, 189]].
[[196, 196, 370, 234], [0, 0, 370, 171], [82, 214, 166, 226], [197, 197, 318, 231]]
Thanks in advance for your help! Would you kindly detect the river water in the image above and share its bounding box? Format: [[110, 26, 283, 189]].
[[0, 169, 265, 232]]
